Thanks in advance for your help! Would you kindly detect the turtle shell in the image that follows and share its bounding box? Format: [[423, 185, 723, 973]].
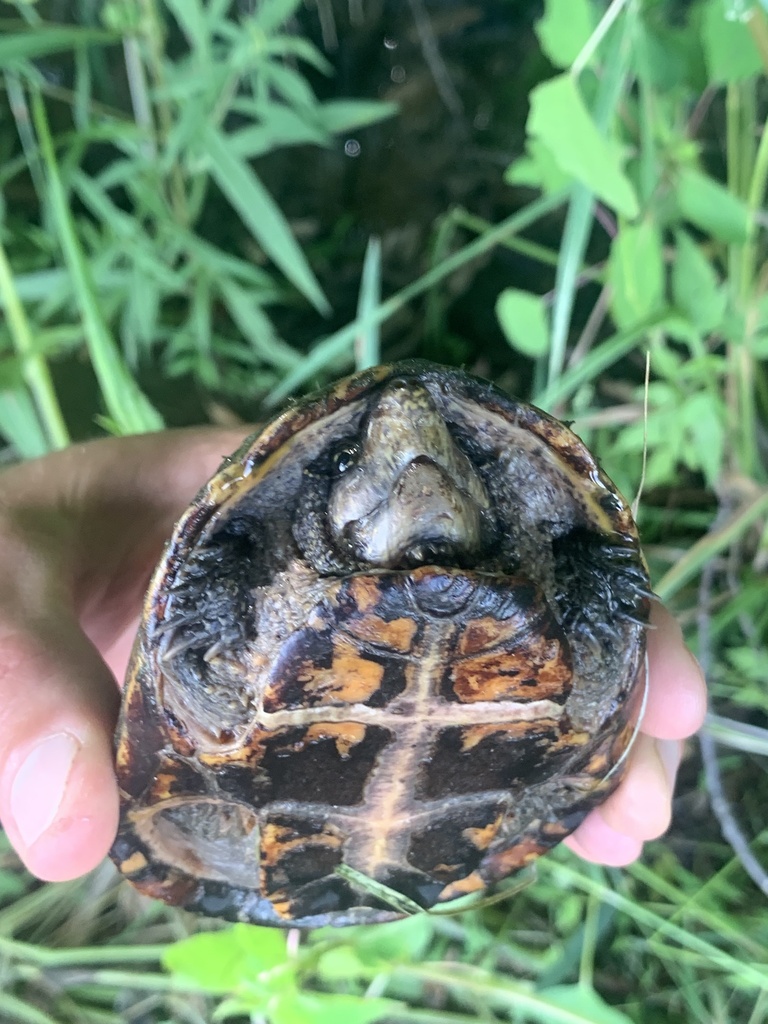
[[110, 361, 650, 927]]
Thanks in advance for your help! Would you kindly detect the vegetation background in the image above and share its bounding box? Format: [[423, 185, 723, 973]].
[[0, 0, 766, 1021]]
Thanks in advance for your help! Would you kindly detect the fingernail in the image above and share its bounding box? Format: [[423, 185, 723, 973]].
[[655, 737, 683, 792], [10, 733, 80, 848]]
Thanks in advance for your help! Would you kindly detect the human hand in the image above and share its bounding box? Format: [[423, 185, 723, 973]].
[[0, 432, 707, 883], [0, 429, 245, 881]]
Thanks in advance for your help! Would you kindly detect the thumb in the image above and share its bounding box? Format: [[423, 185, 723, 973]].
[[0, 604, 119, 881]]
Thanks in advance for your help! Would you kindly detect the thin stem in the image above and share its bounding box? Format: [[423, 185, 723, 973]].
[[0, 935, 167, 968], [578, 894, 599, 991], [571, 0, 632, 78], [136, 0, 189, 224], [0, 992, 58, 1024]]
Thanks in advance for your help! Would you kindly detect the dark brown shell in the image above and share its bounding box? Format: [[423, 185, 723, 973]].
[[110, 361, 650, 926]]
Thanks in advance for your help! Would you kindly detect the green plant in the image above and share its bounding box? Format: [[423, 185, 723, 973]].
[[1, 1, 768, 1023], [0, 0, 395, 454]]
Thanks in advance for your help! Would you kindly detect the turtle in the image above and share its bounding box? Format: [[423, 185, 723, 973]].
[[110, 360, 650, 927]]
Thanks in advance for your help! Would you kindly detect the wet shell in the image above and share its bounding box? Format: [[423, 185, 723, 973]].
[[110, 361, 650, 926]]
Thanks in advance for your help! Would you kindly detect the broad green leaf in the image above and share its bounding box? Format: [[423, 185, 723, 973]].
[[354, 915, 434, 965], [270, 992, 398, 1024], [496, 288, 550, 357], [528, 74, 638, 218], [642, 20, 706, 91], [539, 984, 634, 1024], [505, 138, 571, 194], [535, 0, 595, 68], [315, 946, 366, 982], [680, 391, 725, 487], [677, 166, 750, 243], [204, 127, 330, 315], [671, 230, 726, 332], [163, 925, 289, 995], [607, 219, 665, 330], [700, 0, 762, 83]]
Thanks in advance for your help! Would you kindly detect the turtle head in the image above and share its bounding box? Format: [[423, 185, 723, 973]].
[[327, 379, 491, 568]]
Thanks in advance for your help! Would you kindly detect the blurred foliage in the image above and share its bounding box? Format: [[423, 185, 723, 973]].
[[1, 0, 768, 1023]]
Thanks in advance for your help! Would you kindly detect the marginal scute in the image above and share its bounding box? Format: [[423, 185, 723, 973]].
[[111, 359, 650, 927]]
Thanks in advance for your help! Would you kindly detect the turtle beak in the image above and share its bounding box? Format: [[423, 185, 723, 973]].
[[342, 454, 483, 567], [329, 381, 491, 568]]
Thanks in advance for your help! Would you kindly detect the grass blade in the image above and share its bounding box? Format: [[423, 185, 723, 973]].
[[265, 189, 568, 405], [0, 234, 69, 449], [30, 87, 162, 434], [203, 126, 330, 316], [0, 388, 49, 458], [354, 236, 382, 370], [0, 24, 115, 64]]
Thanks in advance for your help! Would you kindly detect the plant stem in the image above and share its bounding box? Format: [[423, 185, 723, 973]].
[[265, 189, 569, 406], [0, 237, 69, 450], [0, 935, 167, 967], [137, 0, 189, 224]]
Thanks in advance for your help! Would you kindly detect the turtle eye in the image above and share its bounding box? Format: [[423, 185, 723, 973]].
[[332, 443, 361, 476]]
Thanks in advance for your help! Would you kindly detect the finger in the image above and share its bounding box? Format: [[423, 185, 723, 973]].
[[564, 732, 684, 867], [643, 602, 707, 740], [564, 812, 644, 867], [597, 734, 683, 841], [0, 615, 119, 881]]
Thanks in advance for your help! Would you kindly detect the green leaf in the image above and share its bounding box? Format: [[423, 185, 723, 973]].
[[607, 219, 665, 330], [270, 993, 398, 1024], [539, 984, 634, 1024], [700, 0, 762, 83], [217, 278, 301, 371], [317, 100, 399, 134], [535, 0, 595, 68], [496, 288, 550, 357], [163, 925, 289, 995], [671, 230, 726, 332], [203, 127, 330, 315], [252, 0, 304, 34], [0, 26, 115, 64], [354, 915, 435, 965], [505, 138, 571, 194], [0, 388, 50, 458], [680, 391, 725, 487], [528, 74, 638, 218], [164, 0, 211, 57], [677, 166, 750, 243], [31, 89, 162, 434], [315, 946, 366, 982]]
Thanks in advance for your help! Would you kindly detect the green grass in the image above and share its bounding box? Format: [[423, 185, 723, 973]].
[[1, 1, 767, 1022]]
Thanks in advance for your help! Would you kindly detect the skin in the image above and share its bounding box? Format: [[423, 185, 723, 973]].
[[0, 430, 708, 883]]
